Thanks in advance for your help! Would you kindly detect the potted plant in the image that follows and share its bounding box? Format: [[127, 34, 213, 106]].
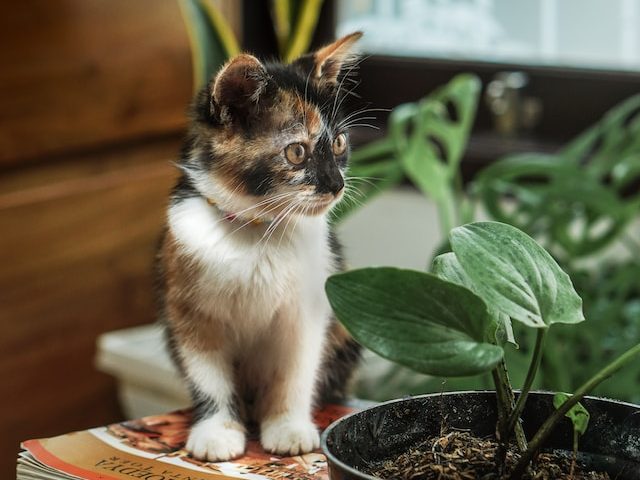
[[334, 74, 640, 405], [322, 221, 640, 479]]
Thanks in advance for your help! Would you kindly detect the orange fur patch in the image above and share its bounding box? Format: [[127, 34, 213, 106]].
[[162, 233, 225, 352]]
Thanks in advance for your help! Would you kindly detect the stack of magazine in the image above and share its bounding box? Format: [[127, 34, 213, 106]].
[[18, 404, 355, 480]]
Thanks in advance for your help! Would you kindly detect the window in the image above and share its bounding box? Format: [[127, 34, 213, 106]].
[[338, 0, 640, 72]]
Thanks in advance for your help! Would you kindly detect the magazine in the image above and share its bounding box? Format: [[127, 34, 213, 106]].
[[18, 404, 356, 480]]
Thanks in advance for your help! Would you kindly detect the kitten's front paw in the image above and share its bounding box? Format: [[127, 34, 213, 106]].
[[186, 418, 246, 461], [261, 415, 320, 456]]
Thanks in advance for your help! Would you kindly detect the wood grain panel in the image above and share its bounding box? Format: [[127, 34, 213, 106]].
[[0, 0, 192, 166], [0, 139, 181, 477]]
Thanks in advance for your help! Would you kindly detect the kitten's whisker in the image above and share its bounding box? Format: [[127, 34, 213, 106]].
[[341, 189, 365, 211], [258, 201, 297, 251], [339, 106, 390, 125], [302, 68, 313, 131], [221, 193, 297, 239], [281, 122, 305, 133], [333, 79, 362, 123], [276, 200, 304, 249], [338, 109, 389, 132], [342, 123, 380, 130], [345, 189, 365, 200], [338, 116, 378, 129], [330, 56, 367, 124], [344, 184, 366, 199], [258, 197, 298, 248], [345, 176, 384, 187], [210, 192, 294, 226]]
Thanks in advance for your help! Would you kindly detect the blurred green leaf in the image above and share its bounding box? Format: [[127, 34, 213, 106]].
[[394, 74, 480, 204], [326, 267, 504, 377], [280, 0, 324, 62], [474, 94, 640, 259], [450, 222, 585, 328], [179, 0, 240, 91]]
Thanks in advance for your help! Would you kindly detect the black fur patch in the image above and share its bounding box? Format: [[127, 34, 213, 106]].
[[242, 162, 275, 196], [328, 229, 347, 271], [317, 331, 361, 404], [170, 174, 201, 206]]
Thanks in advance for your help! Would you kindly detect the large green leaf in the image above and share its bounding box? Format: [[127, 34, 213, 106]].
[[325, 267, 504, 377], [432, 252, 516, 347], [450, 222, 585, 328]]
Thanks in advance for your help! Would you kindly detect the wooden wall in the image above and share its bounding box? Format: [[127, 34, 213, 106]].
[[0, 1, 197, 476]]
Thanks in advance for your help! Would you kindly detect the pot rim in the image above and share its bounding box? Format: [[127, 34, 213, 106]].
[[321, 390, 640, 479]]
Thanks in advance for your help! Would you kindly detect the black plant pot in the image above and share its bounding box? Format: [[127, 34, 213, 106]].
[[322, 391, 640, 479]]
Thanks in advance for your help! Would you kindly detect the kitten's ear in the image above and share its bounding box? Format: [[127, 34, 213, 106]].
[[211, 54, 269, 122], [295, 31, 363, 88]]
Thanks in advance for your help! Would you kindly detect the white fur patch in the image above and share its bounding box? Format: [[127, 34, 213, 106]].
[[168, 197, 333, 337], [261, 413, 320, 456], [180, 348, 234, 407], [187, 415, 246, 461]]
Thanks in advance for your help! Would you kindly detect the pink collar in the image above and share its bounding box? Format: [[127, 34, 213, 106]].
[[206, 198, 272, 226]]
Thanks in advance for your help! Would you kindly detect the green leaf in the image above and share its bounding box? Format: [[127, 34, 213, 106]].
[[432, 252, 516, 347], [179, 0, 239, 91], [282, 0, 325, 62], [553, 392, 590, 435], [474, 94, 640, 260], [326, 267, 504, 377], [474, 154, 634, 259], [393, 74, 481, 203], [431, 252, 474, 290], [450, 222, 585, 328]]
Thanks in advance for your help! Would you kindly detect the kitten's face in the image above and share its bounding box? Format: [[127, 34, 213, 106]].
[[185, 33, 362, 220]]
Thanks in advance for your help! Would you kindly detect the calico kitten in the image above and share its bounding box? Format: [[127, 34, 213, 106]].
[[155, 32, 363, 461]]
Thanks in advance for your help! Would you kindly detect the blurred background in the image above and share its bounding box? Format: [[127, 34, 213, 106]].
[[1, 0, 639, 477]]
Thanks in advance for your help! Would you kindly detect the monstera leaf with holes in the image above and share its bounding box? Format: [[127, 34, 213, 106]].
[[332, 74, 481, 225], [392, 75, 480, 200], [475, 94, 640, 259]]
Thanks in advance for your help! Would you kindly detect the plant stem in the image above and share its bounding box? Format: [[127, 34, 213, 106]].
[[491, 369, 509, 436], [492, 361, 528, 452], [508, 342, 640, 479], [491, 368, 511, 476], [507, 329, 546, 433], [435, 197, 455, 240]]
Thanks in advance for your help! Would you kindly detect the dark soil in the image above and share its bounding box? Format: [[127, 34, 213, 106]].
[[366, 430, 610, 480]]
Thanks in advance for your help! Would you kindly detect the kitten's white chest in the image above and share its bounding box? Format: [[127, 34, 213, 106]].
[[168, 198, 332, 329]]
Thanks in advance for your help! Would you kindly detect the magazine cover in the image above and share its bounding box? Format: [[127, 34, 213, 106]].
[[19, 404, 355, 480]]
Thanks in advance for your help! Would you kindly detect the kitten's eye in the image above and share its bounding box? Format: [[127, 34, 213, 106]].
[[333, 133, 347, 156], [285, 143, 306, 165]]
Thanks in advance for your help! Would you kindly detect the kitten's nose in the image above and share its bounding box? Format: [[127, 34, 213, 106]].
[[329, 176, 344, 195], [316, 162, 344, 195], [316, 174, 343, 196]]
